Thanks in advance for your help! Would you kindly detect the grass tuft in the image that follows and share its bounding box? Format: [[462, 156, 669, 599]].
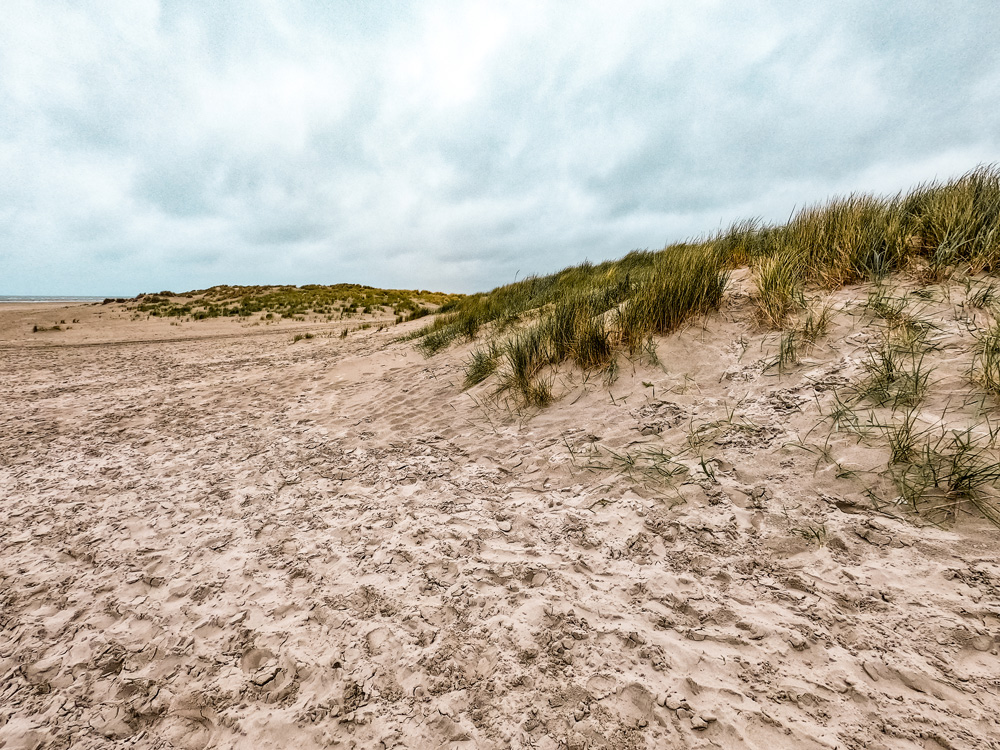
[[856, 342, 931, 409], [754, 251, 803, 327], [798, 302, 833, 345], [464, 342, 501, 389], [616, 244, 729, 351], [880, 407, 923, 464], [966, 279, 1000, 310]]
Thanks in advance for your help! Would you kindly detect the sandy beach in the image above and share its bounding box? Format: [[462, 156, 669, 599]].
[[2, 286, 1000, 750]]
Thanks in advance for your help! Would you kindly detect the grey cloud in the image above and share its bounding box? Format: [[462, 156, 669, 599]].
[[137, 161, 218, 217], [2, 1, 1000, 295]]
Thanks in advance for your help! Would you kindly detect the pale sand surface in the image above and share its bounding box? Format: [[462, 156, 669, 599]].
[[2, 285, 1000, 749]]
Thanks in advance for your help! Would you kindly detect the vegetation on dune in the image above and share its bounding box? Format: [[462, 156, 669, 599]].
[[412, 165, 1000, 406], [809, 279, 1000, 527], [415, 165, 1000, 527], [125, 283, 462, 322], [414, 244, 729, 405]]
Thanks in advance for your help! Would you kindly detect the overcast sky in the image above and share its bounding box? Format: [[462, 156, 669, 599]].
[[3, 1, 1000, 295]]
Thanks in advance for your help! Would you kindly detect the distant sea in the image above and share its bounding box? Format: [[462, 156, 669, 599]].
[[0, 295, 112, 303]]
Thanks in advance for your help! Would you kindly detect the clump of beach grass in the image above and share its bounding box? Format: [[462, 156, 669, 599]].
[[615, 244, 730, 352], [880, 406, 923, 465], [903, 166, 1000, 278], [754, 251, 805, 327], [798, 301, 833, 345], [464, 342, 501, 389], [965, 278, 1000, 310]]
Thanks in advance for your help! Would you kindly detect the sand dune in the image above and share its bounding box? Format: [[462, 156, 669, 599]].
[[2, 285, 1000, 749]]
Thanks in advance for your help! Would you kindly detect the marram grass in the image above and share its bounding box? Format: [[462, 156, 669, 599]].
[[414, 164, 1000, 405]]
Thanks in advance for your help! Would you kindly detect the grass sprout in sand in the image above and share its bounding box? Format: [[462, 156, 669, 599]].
[[973, 323, 1000, 397], [855, 343, 932, 409], [569, 441, 690, 500], [892, 423, 1000, 526]]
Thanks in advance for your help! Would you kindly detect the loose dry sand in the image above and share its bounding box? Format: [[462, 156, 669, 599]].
[[2, 282, 1000, 749]]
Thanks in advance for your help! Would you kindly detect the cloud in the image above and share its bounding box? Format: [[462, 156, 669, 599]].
[[2, 0, 1000, 294]]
